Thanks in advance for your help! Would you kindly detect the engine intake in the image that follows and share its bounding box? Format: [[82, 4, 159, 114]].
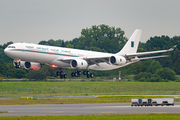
[[70, 59, 88, 69], [109, 56, 126, 65]]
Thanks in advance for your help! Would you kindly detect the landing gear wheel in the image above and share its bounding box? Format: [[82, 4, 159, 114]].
[[64, 74, 67, 78], [86, 71, 90, 75], [86, 70, 91, 78], [83, 71, 86, 75], [90, 73, 94, 78], [74, 72, 78, 77], [71, 72, 74, 77], [87, 74, 90, 78], [15, 62, 20, 68], [15, 65, 20, 68], [77, 70, 81, 75], [60, 71, 63, 75], [60, 75, 64, 79], [56, 71, 60, 76]]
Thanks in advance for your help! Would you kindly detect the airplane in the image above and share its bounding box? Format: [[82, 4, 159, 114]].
[[4, 29, 176, 78]]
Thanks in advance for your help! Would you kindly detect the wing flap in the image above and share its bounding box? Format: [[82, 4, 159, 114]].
[[87, 57, 110, 66]]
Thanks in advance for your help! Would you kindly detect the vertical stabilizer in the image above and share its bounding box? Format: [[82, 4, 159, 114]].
[[117, 29, 142, 55]]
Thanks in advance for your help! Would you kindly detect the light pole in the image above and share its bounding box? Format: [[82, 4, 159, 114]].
[[119, 71, 121, 81]]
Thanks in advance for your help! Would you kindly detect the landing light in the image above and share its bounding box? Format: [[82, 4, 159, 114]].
[[51, 64, 57, 68]]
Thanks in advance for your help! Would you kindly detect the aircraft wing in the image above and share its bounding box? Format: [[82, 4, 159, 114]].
[[122, 45, 176, 59], [57, 45, 176, 66]]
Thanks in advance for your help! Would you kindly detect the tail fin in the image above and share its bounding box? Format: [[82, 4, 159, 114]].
[[117, 29, 142, 55]]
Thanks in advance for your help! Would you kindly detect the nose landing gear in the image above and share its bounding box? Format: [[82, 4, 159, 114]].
[[14, 59, 21, 68]]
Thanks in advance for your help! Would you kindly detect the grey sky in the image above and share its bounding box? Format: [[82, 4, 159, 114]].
[[0, 0, 180, 45]]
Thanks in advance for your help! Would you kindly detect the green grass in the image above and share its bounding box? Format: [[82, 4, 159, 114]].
[[0, 114, 180, 120], [0, 81, 180, 97], [0, 110, 8, 113]]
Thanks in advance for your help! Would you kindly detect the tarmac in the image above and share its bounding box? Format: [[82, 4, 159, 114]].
[[0, 102, 180, 116]]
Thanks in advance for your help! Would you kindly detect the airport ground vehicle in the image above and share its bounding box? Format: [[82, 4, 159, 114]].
[[131, 98, 174, 107], [151, 98, 174, 106]]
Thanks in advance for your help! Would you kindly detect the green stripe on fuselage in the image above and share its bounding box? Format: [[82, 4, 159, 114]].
[[10, 49, 80, 57]]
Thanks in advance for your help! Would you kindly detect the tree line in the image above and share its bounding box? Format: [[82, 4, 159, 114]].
[[0, 24, 180, 81]]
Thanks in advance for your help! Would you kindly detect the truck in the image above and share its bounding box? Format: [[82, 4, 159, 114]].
[[131, 98, 174, 107], [131, 99, 152, 106], [151, 98, 174, 106], [131, 99, 143, 106]]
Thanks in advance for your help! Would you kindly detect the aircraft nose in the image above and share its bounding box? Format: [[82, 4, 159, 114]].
[[4, 48, 10, 56], [4, 48, 7, 54]]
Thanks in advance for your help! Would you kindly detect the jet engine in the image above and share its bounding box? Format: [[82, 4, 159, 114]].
[[13, 60, 41, 70], [109, 56, 126, 65], [70, 59, 88, 69]]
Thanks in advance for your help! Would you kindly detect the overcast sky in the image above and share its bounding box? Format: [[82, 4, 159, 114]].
[[0, 0, 180, 45]]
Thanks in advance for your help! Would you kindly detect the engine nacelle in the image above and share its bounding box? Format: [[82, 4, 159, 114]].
[[24, 62, 42, 70], [109, 56, 126, 65], [13, 60, 41, 70], [70, 59, 88, 69]]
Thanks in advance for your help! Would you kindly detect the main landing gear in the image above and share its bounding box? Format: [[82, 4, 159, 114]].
[[56, 69, 94, 79], [71, 70, 94, 78], [71, 70, 81, 77], [82, 70, 94, 78], [56, 69, 67, 79]]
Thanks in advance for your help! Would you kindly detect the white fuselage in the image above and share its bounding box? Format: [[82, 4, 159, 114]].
[[4, 43, 122, 70]]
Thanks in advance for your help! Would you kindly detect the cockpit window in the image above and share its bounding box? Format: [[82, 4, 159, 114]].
[[8, 46, 16, 48]]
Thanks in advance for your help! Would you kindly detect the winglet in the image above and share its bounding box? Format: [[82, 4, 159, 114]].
[[168, 45, 177, 51], [173, 45, 177, 48]]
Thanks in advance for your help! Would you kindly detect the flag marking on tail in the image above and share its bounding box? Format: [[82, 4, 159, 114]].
[[131, 41, 134, 48]]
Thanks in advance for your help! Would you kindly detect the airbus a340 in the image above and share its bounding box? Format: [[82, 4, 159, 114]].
[[4, 29, 176, 78]]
